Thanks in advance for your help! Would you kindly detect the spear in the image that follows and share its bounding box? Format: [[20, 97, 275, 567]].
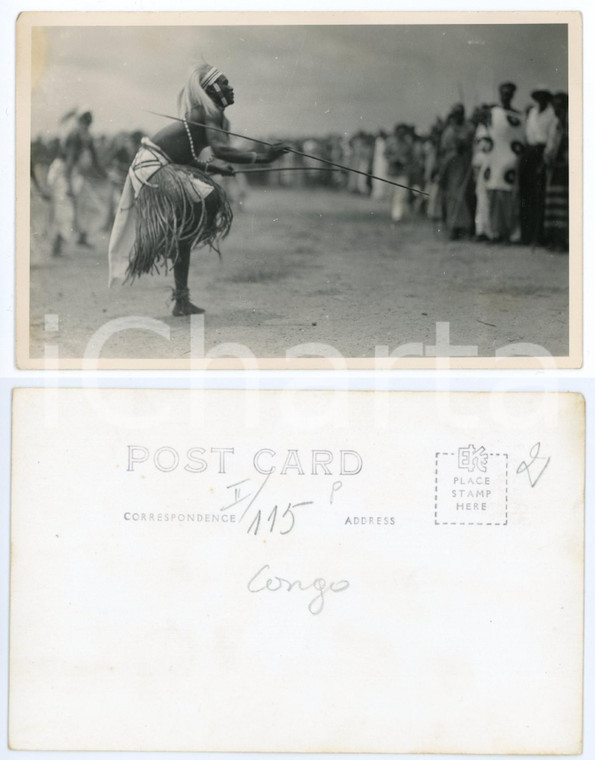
[[146, 110, 429, 197], [232, 166, 344, 175]]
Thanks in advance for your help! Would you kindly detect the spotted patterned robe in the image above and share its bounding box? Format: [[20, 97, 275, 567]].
[[483, 106, 525, 238], [483, 105, 525, 192]]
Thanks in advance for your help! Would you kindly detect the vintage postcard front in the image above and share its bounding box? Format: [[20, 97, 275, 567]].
[[10, 389, 584, 753], [16, 11, 582, 369]]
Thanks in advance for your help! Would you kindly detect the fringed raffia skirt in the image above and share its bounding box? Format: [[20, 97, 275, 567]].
[[126, 164, 233, 281]]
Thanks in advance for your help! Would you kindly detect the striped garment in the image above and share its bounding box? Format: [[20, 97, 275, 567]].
[[543, 124, 569, 248]]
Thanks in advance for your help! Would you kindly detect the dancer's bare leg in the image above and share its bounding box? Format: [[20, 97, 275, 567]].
[[172, 241, 204, 316]]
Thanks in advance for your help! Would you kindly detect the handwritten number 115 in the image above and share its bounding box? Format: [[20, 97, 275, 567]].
[[247, 502, 313, 536]]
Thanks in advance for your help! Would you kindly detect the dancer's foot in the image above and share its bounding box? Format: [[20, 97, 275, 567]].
[[171, 289, 205, 316]]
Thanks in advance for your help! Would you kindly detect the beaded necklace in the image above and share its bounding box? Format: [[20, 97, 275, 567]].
[[183, 117, 214, 166]]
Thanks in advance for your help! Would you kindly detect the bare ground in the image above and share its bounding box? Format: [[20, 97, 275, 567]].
[[29, 186, 569, 360]]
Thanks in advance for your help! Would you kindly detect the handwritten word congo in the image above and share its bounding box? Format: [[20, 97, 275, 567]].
[[247, 564, 350, 615]]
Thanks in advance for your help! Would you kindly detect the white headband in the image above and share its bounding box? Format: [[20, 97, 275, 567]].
[[200, 67, 222, 90]]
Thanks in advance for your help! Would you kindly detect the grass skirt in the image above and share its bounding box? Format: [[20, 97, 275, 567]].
[[127, 163, 233, 280]]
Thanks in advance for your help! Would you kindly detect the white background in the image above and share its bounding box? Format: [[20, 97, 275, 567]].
[[0, 1, 592, 759]]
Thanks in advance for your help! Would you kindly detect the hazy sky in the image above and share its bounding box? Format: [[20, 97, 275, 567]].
[[31, 23, 568, 139]]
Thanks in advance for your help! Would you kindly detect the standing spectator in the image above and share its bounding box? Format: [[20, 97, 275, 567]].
[[46, 108, 103, 256], [328, 135, 347, 189], [346, 132, 363, 193], [519, 85, 556, 245], [384, 123, 413, 222], [346, 132, 373, 194], [302, 137, 323, 187], [371, 130, 390, 200], [425, 120, 444, 221], [543, 91, 569, 253], [438, 104, 475, 240], [484, 82, 525, 244], [472, 104, 493, 241], [409, 128, 427, 214], [356, 133, 374, 194]]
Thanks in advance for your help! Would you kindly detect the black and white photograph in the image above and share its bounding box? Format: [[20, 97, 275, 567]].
[[17, 12, 582, 368]]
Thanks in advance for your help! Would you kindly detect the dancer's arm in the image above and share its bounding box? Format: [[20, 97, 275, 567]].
[[204, 114, 288, 165]]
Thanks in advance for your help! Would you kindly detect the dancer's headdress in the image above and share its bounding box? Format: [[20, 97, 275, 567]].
[[178, 63, 221, 118], [200, 66, 223, 90]]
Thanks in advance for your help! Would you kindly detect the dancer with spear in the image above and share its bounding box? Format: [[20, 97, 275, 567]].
[[109, 62, 427, 316], [108, 62, 290, 315]]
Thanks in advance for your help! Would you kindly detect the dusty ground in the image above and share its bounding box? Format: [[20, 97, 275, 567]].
[[29, 185, 569, 361]]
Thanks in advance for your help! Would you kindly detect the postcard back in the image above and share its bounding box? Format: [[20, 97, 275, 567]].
[[9, 389, 584, 753]]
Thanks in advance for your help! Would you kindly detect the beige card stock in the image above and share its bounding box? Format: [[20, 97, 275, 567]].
[[9, 389, 584, 753]]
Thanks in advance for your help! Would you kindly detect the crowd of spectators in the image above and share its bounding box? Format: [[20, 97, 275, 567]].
[[30, 82, 569, 254]]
